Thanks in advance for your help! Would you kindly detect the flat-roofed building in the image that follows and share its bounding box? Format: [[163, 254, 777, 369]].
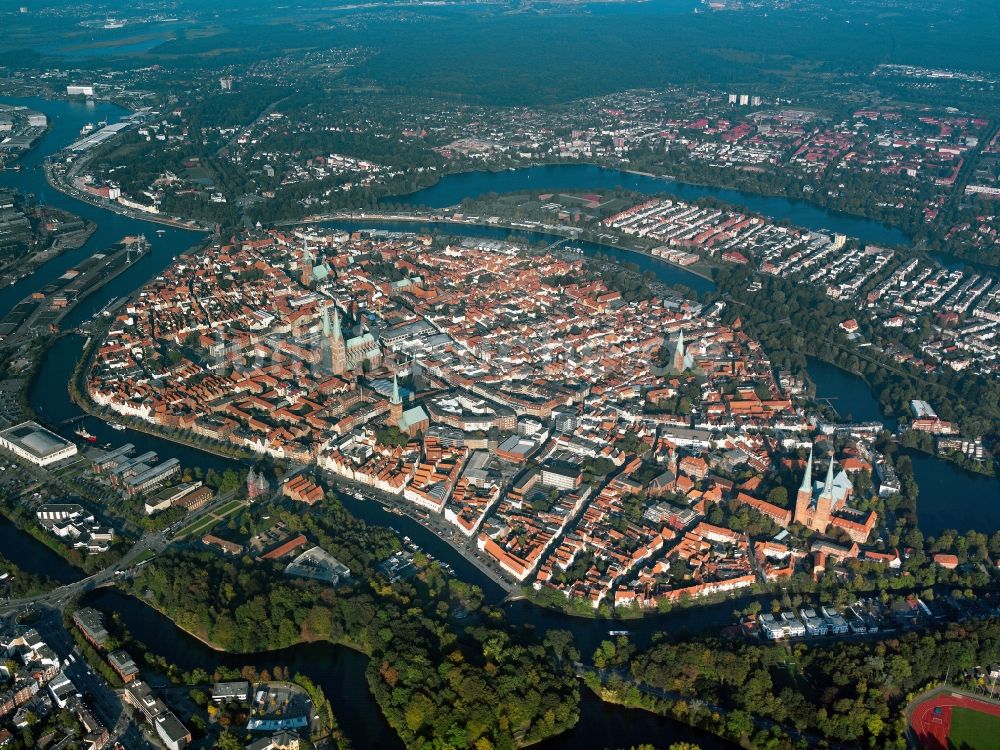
[[284, 546, 350, 586], [72, 607, 108, 649], [0, 421, 77, 466], [211, 681, 250, 703], [124, 681, 191, 750], [540, 458, 583, 491]]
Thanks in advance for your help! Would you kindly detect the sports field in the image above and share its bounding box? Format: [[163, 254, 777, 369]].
[[910, 690, 1000, 750], [948, 706, 1000, 750]]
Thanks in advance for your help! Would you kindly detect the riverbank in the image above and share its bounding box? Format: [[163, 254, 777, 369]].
[[0, 216, 96, 287], [380, 162, 912, 248], [379, 157, 913, 247], [291, 210, 718, 283], [0, 504, 88, 580], [329, 472, 516, 595], [0, 517, 83, 585], [806, 357, 1000, 536], [44, 159, 211, 232], [66, 331, 253, 464]]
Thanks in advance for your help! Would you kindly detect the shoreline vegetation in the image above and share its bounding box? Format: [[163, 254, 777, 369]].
[[290, 211, 721, 283], [112, 545, 583, 749]]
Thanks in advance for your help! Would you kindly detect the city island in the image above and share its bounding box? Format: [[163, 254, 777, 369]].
[[0, 2, 999, 750]]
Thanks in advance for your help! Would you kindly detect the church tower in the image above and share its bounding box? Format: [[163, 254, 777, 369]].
[[301, 240, 313, 288], [329, 304, 346, 376], [793, 444, 836, 534], [672, 328, 687, 372], [389, 373, 403, 426]]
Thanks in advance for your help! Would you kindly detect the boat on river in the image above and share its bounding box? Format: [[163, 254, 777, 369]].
[[74, 427, 98, 443]]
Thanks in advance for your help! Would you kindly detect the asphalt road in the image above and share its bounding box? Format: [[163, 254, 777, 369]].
[[0, 485, 243, 618]]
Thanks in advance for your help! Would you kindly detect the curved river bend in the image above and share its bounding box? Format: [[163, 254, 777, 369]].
[[1, 95, 992, 749], [385, 163, 911, 248]]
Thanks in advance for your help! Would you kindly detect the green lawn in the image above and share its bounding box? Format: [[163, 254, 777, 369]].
[[214, 499, 243, 516], [176, 515, 220, 539], [949, 706, 1000, 750], [131, 548, 157, 566], [176, 500, 244, 539]]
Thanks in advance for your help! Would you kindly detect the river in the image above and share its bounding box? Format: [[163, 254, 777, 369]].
[[28, 333, 236, 475], [7, 93, 994, 577], [322, 218, 717, 294], [0, 97, 203, 321], [806, 357, 1000, 537], [0, 93, 987, 749], [0, 518, 83, 584], [384, 163, 911, 248], [83, 587, 734, 750]]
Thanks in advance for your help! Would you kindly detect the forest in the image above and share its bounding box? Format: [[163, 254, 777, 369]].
[[593, 616, 1000, 749], [125, 497, 580, 750]]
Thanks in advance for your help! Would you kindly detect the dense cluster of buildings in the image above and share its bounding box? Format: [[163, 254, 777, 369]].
[[602, 192, 999, 380], [35, 503, 115, 554], [86, 230, 914, 611], [0, 621, 109, 750], [73, 607, 191, 750]]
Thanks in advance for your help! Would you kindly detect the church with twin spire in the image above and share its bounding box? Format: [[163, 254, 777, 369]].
[[793, 446, 854, 534]]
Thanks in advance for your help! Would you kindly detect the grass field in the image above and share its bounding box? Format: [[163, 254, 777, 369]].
[[176, 499, 245, 539], [949, 707, 1000, 750], [177, 515, 219, 539]]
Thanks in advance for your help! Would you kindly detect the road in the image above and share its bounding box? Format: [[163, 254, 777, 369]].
[[26, 607, 157, 750], [324, 471, 516, 593], [0, 484, 243, 617], [0, 484, 244, 748]]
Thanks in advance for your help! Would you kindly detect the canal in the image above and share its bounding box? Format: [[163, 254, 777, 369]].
[[322, 218, 716, 295], [806, 357, 999, 537], [0, 93, 992, 749], [27, 333, 237, 475], [0, 97, 204, 321]]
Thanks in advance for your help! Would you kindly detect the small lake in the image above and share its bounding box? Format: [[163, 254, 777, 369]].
[[385, 163, 911, 248], [806, 357, 999, 537]]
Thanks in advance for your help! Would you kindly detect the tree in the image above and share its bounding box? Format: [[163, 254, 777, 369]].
[[216, 730, 243, 750]]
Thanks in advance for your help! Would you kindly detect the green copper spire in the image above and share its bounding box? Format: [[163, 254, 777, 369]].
[[390, 374, 401, 405], [799, 444, 813, 493], [822, 453, 836, 497]]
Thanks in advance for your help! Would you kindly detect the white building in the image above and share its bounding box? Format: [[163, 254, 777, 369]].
[[0, 422, 78, 466]]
